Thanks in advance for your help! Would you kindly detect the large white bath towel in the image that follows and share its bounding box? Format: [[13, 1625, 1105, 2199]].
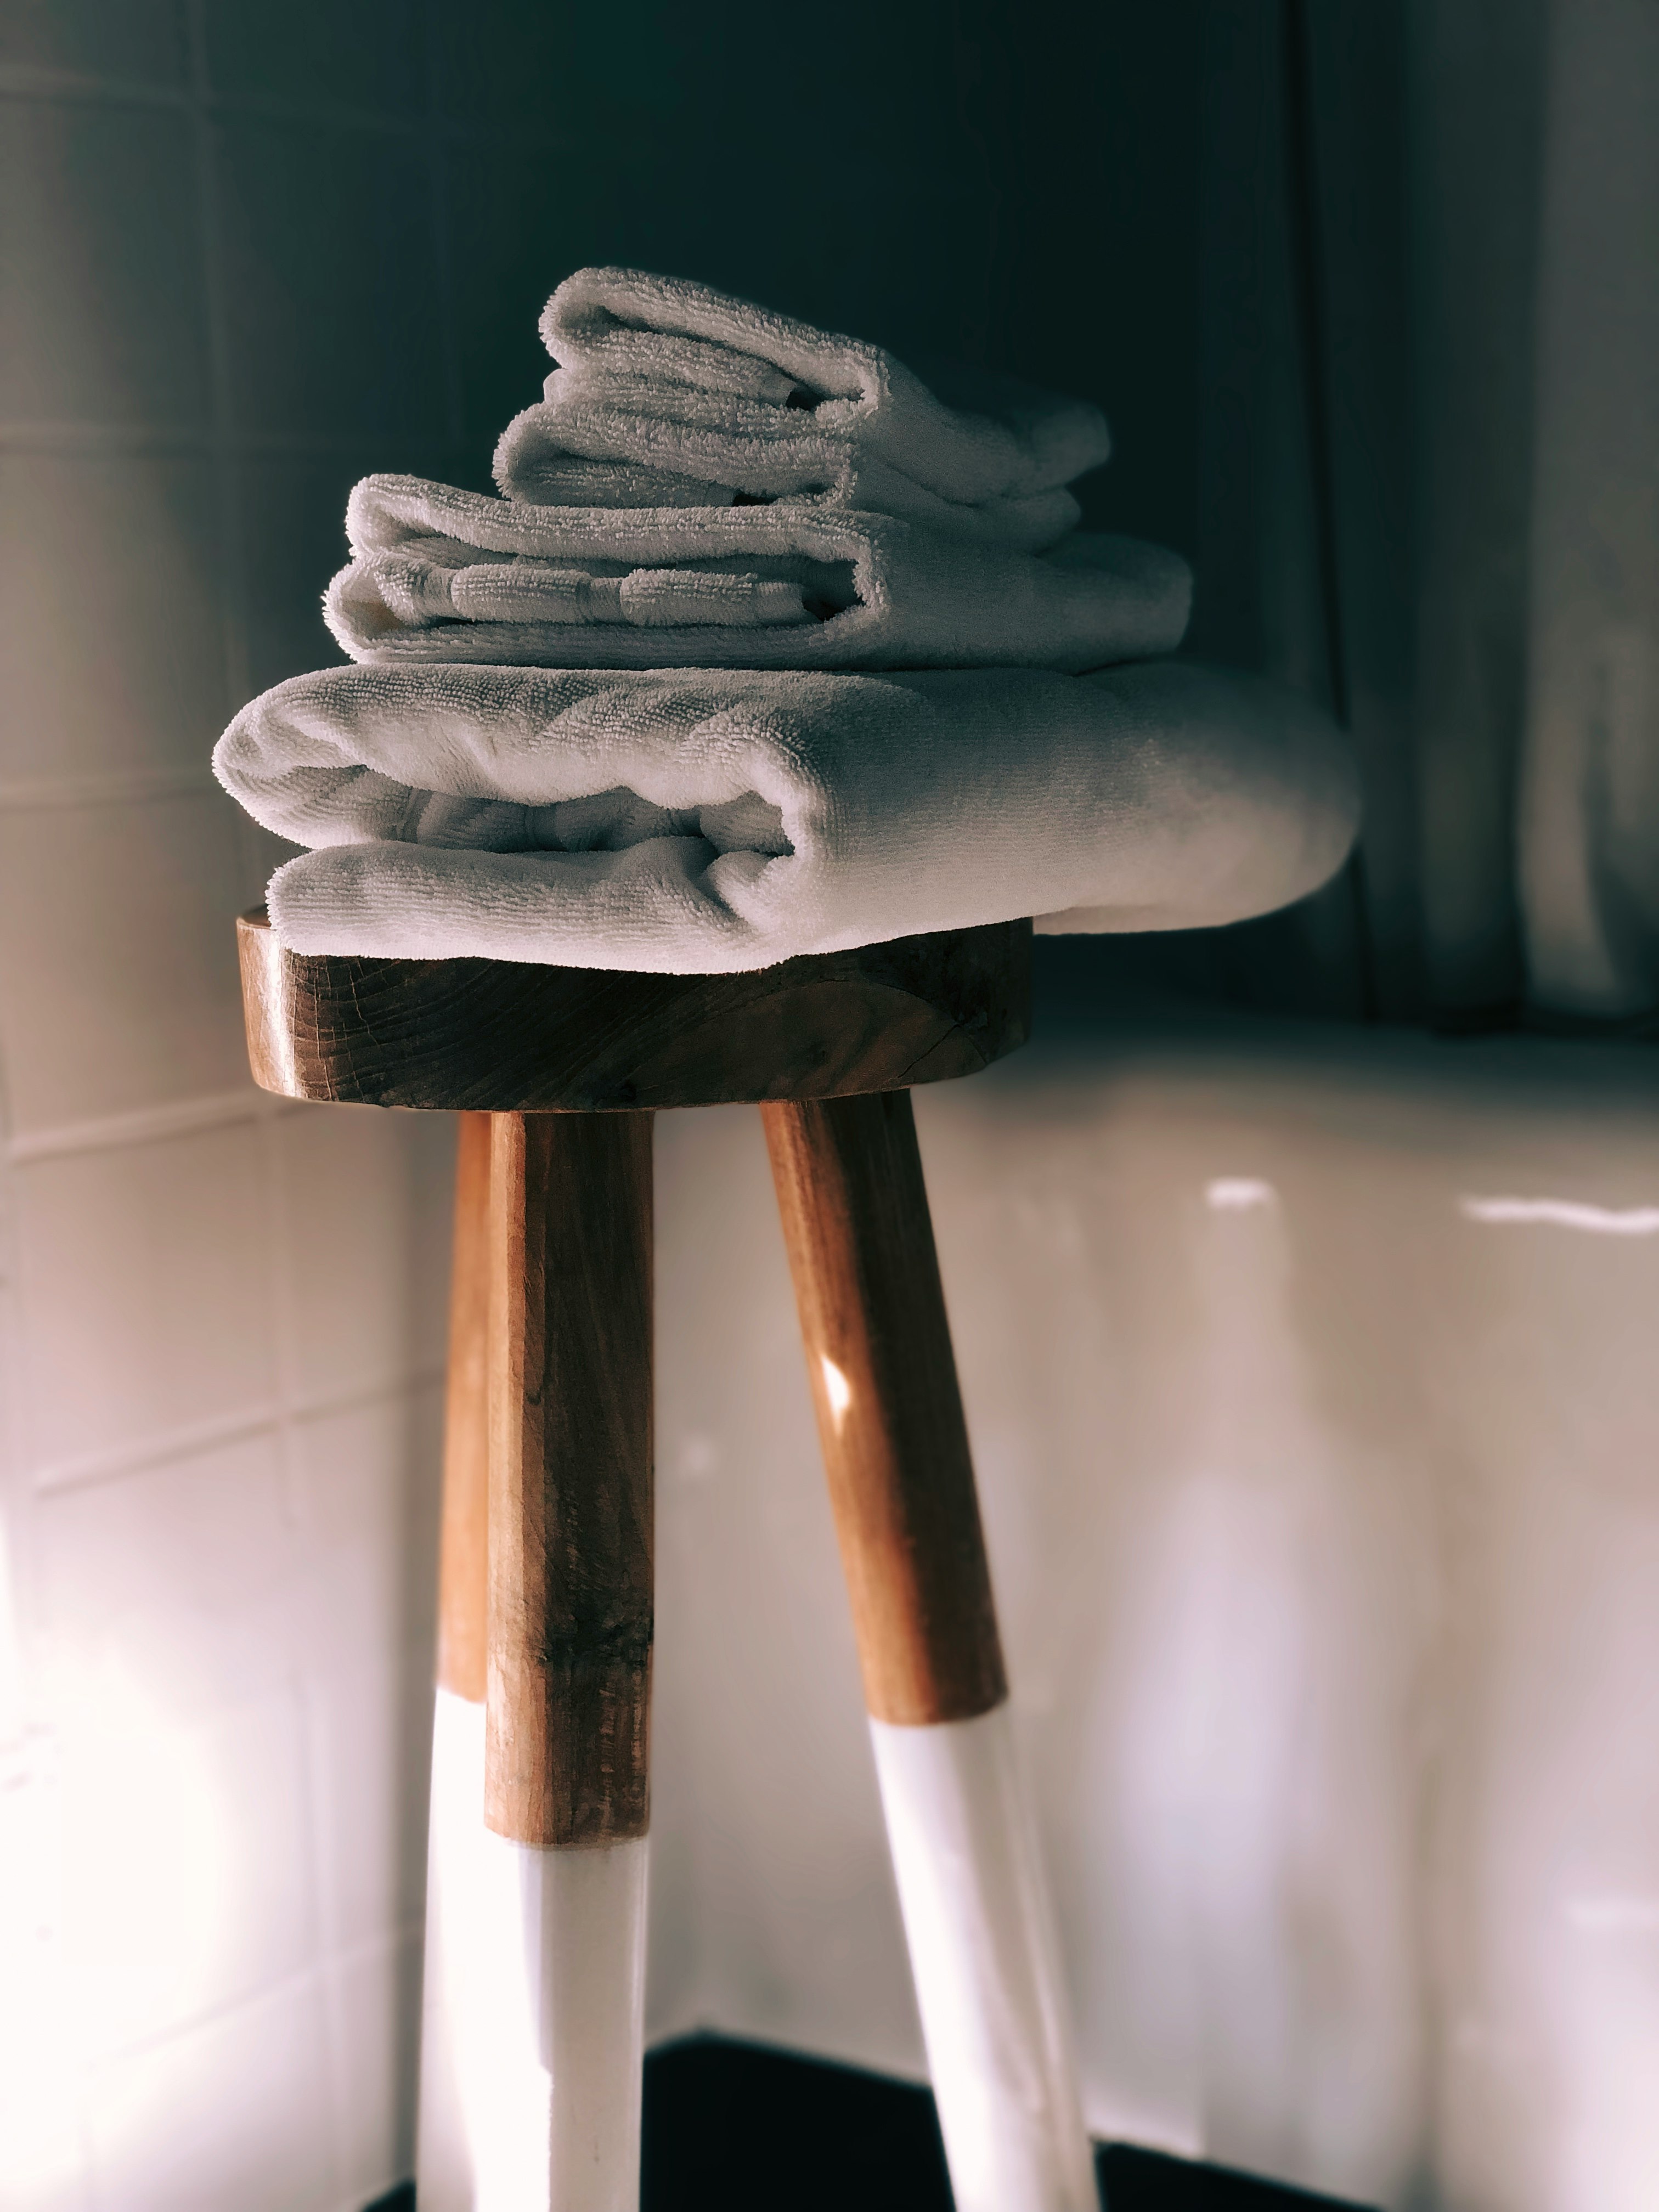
[[494, 268, 1111, 551], [214, 663, 1359, 975], [325, 475, 1191, 675]]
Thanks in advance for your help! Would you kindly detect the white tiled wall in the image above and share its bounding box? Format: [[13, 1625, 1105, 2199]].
[[1, 8, 465, 2206]]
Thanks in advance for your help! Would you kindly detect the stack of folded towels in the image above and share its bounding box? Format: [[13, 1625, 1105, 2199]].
[[215, 267, 1359, 972]]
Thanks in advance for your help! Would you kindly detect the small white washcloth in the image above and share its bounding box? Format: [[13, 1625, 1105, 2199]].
[[493, 268, 1112, 551], [214, 663, 1359, 975], [325, 476, 1192, 675]]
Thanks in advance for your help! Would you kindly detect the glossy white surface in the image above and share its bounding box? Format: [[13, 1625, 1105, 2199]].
[[416, 1690, 647, 2212], [415, 1688, 483, 2212], [870, 1706, 1095, 2212], [647, 1013, 1659, 2211]]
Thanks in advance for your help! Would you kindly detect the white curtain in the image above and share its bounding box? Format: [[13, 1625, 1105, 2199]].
[[1514, 1, 1659, 1020], [1173, 0, 1659, 1032]]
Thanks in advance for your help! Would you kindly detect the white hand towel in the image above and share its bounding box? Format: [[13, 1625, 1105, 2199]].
[[213, 663, 1359, 975], [325, 475, 1192, 675], [493, 268, 1112, 551]]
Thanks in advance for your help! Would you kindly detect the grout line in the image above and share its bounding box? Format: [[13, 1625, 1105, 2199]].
[[10, 33, 452, 2201], [0, 61, 605, 152], [30, 1401, 280, 1498], [0, 64, 191, 109], [0, 422, 476, 458], [178, 0, 306, 1652], [0, 766, 217, 812], [189, 0, 359, 2151], [0, 422, 211, 455], [29, 1363, 445, 1498], [6, 1086, 289, 1165], [424, 0, 468, 453], [183, 0, 250, 717], [75, 1914, 428, 2083]]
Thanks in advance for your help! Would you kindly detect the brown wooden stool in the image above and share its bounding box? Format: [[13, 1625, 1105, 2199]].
[[237, 909, 1096, 2212]]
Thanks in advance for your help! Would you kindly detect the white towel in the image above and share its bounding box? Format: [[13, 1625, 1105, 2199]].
[[325, 475, 1192, 675], [493, 268, 1112, 551], [213, 663, 1359, 975]]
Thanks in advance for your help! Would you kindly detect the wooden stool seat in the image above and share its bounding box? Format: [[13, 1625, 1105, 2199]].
[[237, 909, 1031, 1110]]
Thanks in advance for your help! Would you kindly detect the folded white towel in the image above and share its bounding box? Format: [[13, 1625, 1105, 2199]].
[[493, 268, 1112, 551], [214, 663, 1359, 975], [325, 476, 1192, 675]]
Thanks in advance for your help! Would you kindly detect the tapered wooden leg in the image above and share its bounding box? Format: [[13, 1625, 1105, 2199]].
[[477, 1109, 653, 2212], [763, 1092, 1097, 2212], [420, 1109, 653, 2212], [417, 1111, 493, 2211]]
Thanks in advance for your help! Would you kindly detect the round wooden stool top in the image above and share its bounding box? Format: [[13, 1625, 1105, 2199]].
[[236, 909, 1031, 1111]]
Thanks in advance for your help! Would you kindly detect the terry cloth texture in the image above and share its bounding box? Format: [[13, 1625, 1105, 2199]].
[[215, 662, 1360, 975], [325, 475, 1192, 674], [494, 267, 1110, 550]]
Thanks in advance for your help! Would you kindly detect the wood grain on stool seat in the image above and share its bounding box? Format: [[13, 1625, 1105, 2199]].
[[237, 908, 1030, 1112]]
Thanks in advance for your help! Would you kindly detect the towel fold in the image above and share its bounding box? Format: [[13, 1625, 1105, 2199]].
[[214, 663, 1359, 975], [325, 475, 1192, 674], [493, 267, 1112, 550]]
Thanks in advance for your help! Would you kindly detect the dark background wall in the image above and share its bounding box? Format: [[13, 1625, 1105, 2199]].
[[427, 0, 1410, 1024], [8, 0, 1409, 1015]]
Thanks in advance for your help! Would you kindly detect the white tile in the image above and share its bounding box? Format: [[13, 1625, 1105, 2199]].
[[85, 1978, 334, 2212], [0, 1735, 93, 2212], [307, 1652, 431, 1951], [330, 1932, 420, 2209], [0, 2125, 91, 2212], [15, 1120, 275, 1475], [0, 792, 253, 1135], [274, 1106, 453, 1407], [213, 115, 447, 443], [32, 1429, 298, 1723], [0, 98, 210, 427], [289, 1388, 442, 1673], [0, 455, 229, 785], [0, 2159, 92, 2212], [57, 1688, 319, 2059]]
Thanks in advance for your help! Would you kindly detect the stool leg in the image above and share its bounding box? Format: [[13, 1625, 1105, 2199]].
[[417, 1112, 493, 2209], [763, 1092, 1097, 2212], [478, 1109, 653, 2212]]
